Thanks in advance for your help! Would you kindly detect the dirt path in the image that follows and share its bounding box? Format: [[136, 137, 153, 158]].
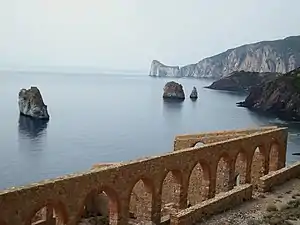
[[197, 178, 300, 225]]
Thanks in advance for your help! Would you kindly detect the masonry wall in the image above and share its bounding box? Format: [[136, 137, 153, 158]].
[[259, 161, 300, 192], [0, 127, 288, 225], [170, 184, 253, 225]]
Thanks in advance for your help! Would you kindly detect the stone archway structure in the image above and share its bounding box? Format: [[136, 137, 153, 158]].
[[0, 127, 288, 225]]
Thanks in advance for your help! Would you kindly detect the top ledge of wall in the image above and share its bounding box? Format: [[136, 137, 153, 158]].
[[175, 126, 280, 139]]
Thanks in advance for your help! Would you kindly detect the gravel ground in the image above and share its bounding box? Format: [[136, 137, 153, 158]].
[[197, 178, 300, 225]]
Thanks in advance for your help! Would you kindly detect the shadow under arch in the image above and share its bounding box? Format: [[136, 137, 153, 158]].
[[25, 199, 68, 225], [234, 150, 248, 186], [251, 145, 267, 189], [269, 142, 280, 172], [0, 219, 6, 225], [128, 176, 155, 223], [18, 115, 48, 139], [188, 161, 210, 206], [216, 153, 231, 194], [161, 169, 183, 218], [76, 186, 120, 225]]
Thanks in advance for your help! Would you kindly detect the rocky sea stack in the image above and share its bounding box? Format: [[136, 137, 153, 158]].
[[190, 86, 198, 99], [237, 67, 300, 121], [163, 81, 185, 101], [18, 87, 50, 120]]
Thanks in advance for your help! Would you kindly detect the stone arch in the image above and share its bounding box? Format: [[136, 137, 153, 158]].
[[216, 153, 231, 194], [129, 177, 154, 223], [251, 146, 266, 189], [76, 186, 119, 225], [25, 200, 68, 225], [187, 161, 210, 206], [234, 150, 247, 186], [161, 170, 182, 218], [269, 142, 280, 172]]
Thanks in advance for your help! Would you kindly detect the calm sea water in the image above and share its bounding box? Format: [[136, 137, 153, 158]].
[[1, 71, 300, 190]]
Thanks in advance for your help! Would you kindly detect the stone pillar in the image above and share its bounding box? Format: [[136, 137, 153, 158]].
[[179, 178, 188, 209], [151, 189, 162, 225], [228, 160, 236, 190], [46, 206, 56, 225], [208, 176, 216, 199]]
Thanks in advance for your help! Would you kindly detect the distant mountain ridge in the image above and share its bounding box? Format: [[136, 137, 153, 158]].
[[149, 35, 300, 78]]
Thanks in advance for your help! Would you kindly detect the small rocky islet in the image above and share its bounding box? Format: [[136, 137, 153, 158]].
[[18, 86, 50, 120], [162, 81, 198, 101]]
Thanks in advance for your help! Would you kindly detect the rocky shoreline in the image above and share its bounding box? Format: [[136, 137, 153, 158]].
[[203, 67, 300, 121], [205, 71, 280, 93], [236, 68, 300, 121]]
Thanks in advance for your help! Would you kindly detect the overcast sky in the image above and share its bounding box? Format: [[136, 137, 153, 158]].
[[1, 0, 300, 72]]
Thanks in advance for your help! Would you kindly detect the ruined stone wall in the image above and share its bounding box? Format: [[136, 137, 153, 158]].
[[170, 184, 253, 225], [259, 161, 300, 192], [0, 127, 288, 225]]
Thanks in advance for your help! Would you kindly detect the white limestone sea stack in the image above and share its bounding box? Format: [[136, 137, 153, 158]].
[[149, 60, 180, 77], [18, 86, 50, 120]]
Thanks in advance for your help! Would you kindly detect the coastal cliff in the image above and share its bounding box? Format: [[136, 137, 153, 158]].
[[150, 35, 300, 78], [237, 67, 300, 121], [149, 60, 180, 77], [206, 71, 281, 92]]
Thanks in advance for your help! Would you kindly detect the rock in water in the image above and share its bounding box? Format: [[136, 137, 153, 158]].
[[163, 81, 185, 100], [18, 87, 50, 120], [190, 86, 198, 99]]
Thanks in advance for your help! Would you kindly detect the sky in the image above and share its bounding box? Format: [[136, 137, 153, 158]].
[[1, 0, 300, 73]]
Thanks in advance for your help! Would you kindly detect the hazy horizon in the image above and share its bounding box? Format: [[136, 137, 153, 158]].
[[1, 0, 300, 73]]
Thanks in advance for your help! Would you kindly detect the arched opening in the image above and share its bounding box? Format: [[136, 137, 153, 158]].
[[161, 170, 182, 219], [234, 152, 247, 186], [188, 162, 210, 206], [216, 155, 231, 194], [129, 179, 153, 223], [194, 142, 205, 147], [269, 143, 279, 172], [251, 146, 266, 189], [77, 187, 119, 225], [27, 202, 67, 225]]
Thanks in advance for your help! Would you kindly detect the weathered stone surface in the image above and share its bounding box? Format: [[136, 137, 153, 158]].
[[150, 35, 300, 78], [163, 81, 185, 100], [0, 126, 289, 225], [18, 86, 49, 120], [237, 67, 300, 121], [149, 60, 180, 77], [206, 71, 280, 92], [190, 86, 198, 99]]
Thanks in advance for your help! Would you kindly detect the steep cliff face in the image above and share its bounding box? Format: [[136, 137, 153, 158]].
[[237, 67, 300, 121], [149, 60, 180, 77], [150, 35, 300, 78]]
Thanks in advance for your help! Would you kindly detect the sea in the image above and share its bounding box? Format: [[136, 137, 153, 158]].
[[1, 70, 300, 190]]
